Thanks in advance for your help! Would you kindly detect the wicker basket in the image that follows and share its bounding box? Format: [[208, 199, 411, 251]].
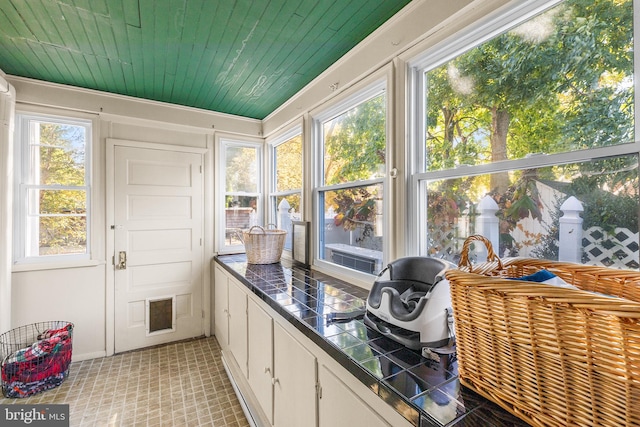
[[446, 235, 640, 427], [242, 225, 286, 264]]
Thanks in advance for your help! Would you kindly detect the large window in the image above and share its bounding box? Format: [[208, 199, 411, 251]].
[[219, 139, 262, 252], [14, 113, 92, 263], [269, 128, 302, 252], [314, 83, 387, 275], [412, 0, 639, 268]]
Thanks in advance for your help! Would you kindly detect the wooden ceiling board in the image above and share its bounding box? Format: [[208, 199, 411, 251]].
[[208, 0, 297, 113], [166, 0, 203, 104], [227, 1, 341, 117], [183, 1, 236, 107], [0, 0, 412, 119]]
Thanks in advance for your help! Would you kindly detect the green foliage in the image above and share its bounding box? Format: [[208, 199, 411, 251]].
[[425, 0, 636, 257], [37, 123, 87, 255], [324, 94, 385, 185], [426, 0, 634, 169], [275, 135, 303, 193], [323, 94, 386, 234], [226, 146, 258, 193], [332, 187, 379, 239]]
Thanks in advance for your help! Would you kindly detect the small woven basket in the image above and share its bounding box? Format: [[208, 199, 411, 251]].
[[243, 225, 286, 264], [447, 235, 640, 427]]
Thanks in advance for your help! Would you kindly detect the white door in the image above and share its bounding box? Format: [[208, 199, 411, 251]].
[[113, 145, 204, 353]]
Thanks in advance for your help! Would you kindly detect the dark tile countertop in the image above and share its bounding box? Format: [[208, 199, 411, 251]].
[[215, 255, 529, 427]]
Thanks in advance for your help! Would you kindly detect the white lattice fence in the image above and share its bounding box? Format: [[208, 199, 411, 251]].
[[583, 227, 640, 269], [428, 226, 462, 261]]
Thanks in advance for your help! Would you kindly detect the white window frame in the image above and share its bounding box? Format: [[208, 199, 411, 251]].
[[13, 111, 93, 265], [407, 0, 640, 256], [267, 125, 303, 253], [311, 76, 391, 282], [216, 137, 263, 254]]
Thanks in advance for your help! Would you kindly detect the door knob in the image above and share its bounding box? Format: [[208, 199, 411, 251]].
[[116, 251, 127, 270]]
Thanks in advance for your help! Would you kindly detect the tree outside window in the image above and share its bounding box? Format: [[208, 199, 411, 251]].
[[15, 115, 91, 261], [419, 0, 638, 267], [317, 89, 386, 274], [271, 132, 302, 251]]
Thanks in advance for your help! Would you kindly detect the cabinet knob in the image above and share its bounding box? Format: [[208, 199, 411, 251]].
[[272, 377, 279, 386], [264, 367, 271, 374]]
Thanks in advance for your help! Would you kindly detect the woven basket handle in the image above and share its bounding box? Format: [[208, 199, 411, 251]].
[[458, 234, 503, 274], [247, 225, 266, 234]]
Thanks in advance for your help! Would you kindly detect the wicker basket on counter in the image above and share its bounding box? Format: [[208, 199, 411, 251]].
[[446, 234, 640, 427], [242, 225, 286, 264]]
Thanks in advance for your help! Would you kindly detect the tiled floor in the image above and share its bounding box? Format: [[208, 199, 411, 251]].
[[1, 337, 250, 427]]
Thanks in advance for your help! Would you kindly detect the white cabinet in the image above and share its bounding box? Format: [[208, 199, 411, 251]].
[[248, 298, 318, 427], [213, 266, 229, 346], [215, 261, 408, 427], [318, 364, 391, 427], [273, 322, 317, 427], [248, 299, 274, 424], [228, 277, 248, 378], [214, 265, 248, 377]]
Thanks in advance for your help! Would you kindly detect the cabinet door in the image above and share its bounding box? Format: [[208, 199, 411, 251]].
[[318, 365, 391, 427], [228, 278, 248, 377], [274, 323, 317, 427], [213, 266, 229, 347], [248, 299, 274, 424]]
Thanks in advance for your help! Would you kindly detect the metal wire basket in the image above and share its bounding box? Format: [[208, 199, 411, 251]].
[[1, 321, 74, 398]]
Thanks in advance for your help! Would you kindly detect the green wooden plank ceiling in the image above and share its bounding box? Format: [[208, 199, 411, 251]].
[[0, 0, 412, 119]]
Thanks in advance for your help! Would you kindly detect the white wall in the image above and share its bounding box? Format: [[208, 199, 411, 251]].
[[0, 69, 15, 335], [8, 78, 261, 361]]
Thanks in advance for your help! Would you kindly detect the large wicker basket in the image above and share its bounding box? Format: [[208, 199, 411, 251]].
[[242, 225, 286, 264], [446, 235, 640, 427]]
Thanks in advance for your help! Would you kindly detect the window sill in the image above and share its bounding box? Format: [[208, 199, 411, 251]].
[[12, 259, 105, 273]]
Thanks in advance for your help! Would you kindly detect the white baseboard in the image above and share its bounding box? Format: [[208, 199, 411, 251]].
[[71, 351, 107, 362]]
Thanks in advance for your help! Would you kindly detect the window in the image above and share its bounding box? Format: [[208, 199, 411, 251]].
[[269, 127, 302, 252], [219, 139, 262, 252], [14, 113, 92, 263], [411, 0, 639, 268], [314, 83, 387, 275]]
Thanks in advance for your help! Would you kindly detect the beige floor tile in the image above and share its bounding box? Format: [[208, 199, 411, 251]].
[[1, 337, 249, 427]]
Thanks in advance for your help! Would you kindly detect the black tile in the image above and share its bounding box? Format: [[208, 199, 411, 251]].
[[384, 370, 434, 399], [366, 335, 405, 355], [412, 380, 466, 426], [408, 357, 457, 391], [342, 343, 382, 364], [360, 354, 406, 379], [378, 381, 421, 427], [386, 347, 429, 369], [326, 331, 361, 350]]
